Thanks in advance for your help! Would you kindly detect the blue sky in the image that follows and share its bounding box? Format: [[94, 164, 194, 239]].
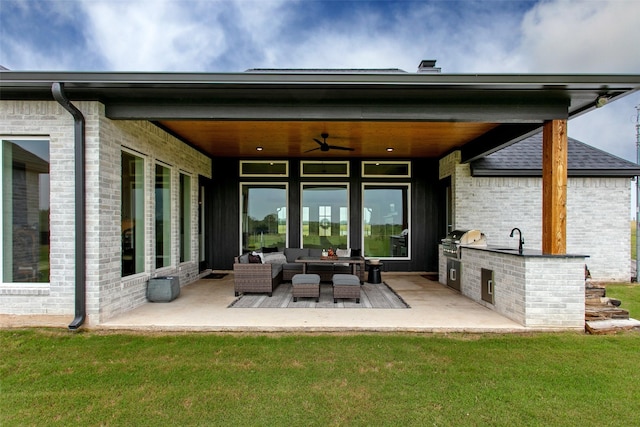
[[1, 0, 639, 163]]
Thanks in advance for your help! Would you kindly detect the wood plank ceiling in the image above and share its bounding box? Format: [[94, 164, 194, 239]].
[[158, 120, 499, 158]]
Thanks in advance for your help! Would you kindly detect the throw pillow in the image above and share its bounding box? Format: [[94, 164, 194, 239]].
[[238, 253, 250, 264], [264, 252, 287, 265], [252, 251, 265, 263], [336, 248, 351, 258], [335, 248, 351, 266], [248, 254, 262, 263]]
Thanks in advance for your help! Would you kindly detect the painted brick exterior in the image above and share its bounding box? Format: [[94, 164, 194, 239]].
[[1, 100, 211, 324], [442, 152, 631, 282], [455, 248, 585, 327]]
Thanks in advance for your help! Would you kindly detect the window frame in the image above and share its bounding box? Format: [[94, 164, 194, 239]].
[[361, 161, 411, 178], [300, 182, 350, 249], [300, 160, 350, 177], [179, 171, 193, 264], [239, 182, 289, 253], [154, 161, 173, 270], [361, 182, 411, 260], [240, 160, 289, 177], [121, 148, 147, 278], [0, 136, 51, 287]]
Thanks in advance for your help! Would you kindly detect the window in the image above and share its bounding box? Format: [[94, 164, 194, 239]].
[[198, 183, 205, 265], [121, 151, 145, 276], [362, 161, 411, 178], [363, 184, 410, 258], [301, 184, 348, 249], [241, 184, 287, 252], [240, 161, 288, 177], [155, 163, 171, 269], [2, 139, 50, 283], [301, 161, 349, 177], [179, 173, 191, 263]]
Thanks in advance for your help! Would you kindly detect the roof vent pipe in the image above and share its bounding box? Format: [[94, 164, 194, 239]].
[[52, 82, 86, 330], [417, 59, 441, 73]]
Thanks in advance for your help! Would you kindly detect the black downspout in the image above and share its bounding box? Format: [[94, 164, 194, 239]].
[[52, 82, 86, 330]]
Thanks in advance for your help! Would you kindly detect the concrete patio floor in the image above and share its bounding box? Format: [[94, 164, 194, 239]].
[[1, 273, 545, 332], [95, 272, 531, 333]]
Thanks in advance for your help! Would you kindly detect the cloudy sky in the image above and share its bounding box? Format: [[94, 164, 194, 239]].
[[1, 0, 639, 161]]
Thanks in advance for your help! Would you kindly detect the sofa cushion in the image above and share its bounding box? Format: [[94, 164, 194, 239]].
[[271, 263, 283, 278], [285, 248, 309, 263], [238, 253, 250, 264], [332, 274, 360, 285], [309, 248, 323, 257], [283, 263, 303, 272], [262, 246, 279, 253], [264, 252, 287, 264]]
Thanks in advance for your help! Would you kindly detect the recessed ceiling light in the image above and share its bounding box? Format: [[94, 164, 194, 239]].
[[256, 146, 263, 151], [386, 147, 394, 152]]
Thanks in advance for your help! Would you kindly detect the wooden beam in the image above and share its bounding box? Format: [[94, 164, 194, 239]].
[[542, 120, 567, 254]]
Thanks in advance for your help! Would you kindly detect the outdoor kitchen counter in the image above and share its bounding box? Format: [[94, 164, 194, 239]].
[[438, 244, 587, 329], [469, 245, 588, 258]]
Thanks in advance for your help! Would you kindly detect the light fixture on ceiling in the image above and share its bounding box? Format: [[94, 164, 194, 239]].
[[386, 147, 394, 152], [256, 146, 263, 151], [595, 95, 610, 108]]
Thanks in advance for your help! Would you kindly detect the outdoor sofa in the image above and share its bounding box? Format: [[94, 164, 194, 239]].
[[233, 248, 364, 289], [280, 247, 364, 282], [233, 253, 283, 297]]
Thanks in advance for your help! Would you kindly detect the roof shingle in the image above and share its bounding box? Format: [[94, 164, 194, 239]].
[[471, 133, 640, 177]]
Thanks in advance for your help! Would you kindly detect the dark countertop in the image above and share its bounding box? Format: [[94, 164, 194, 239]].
[[462, 245, 588, 258]]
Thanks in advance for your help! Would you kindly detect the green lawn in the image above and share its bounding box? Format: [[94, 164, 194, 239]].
[[605, 283, 640, 319], [2, 330, 640, 426]]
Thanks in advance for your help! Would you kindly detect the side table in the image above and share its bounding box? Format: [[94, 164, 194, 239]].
[[367, 263, 383, 284]]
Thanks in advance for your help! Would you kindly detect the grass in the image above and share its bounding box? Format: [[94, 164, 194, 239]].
[[606, 283, 640, 319], [2, 330, 640, 426]]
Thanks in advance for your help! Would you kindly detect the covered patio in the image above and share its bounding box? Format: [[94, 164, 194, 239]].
[[96, 273, 531, 333], [1, 65, 639, 329]]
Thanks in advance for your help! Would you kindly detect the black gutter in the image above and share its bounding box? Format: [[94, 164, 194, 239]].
[[52, 83, 86, 330]]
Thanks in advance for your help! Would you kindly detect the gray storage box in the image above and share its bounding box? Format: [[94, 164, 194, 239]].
[[147, 276, 180, 302]]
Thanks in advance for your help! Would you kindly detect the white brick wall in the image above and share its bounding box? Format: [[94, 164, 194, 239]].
[[440, 247, 585, 328], [448, 157, 631, 282], [1, 100, 211, 324], [1, 101, 80, 316]]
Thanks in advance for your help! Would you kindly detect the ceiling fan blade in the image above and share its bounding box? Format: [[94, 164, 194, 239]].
[[304, 147, 321, 153], [327, 145, 355, 151], [313, 138, 324, 145]]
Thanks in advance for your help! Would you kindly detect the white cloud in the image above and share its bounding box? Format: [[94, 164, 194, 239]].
[[520, 0, 640, 72], [504, 0, 640, 164], [79, 1, 229, 71]]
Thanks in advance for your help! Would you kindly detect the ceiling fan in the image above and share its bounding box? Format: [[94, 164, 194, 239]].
[[304, 133, 354, 153]]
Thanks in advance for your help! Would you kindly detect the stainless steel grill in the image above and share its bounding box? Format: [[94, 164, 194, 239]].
[[442, 229, 486, 259]]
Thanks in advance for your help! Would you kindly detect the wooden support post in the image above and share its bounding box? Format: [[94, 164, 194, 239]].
[[542, 119, 567, 254]]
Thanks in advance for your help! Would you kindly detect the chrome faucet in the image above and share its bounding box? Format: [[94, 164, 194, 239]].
[[510, 228, 524, 254]]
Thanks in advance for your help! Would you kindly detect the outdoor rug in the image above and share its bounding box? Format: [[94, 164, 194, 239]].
[[228, 282, 410, 309]]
